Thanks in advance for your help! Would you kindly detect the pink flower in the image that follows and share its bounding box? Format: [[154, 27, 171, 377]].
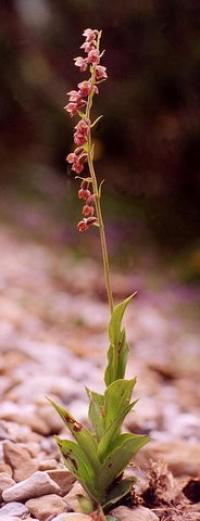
[[67, 152, 77, 164], [64, 90, 86, 117], [72, 160, 84, 174], [74, 56, 88, 72], [74, 119, 90, 146], [78, 80, 92, 97], [64, 98, 86, 117], [64, 102, 79, 117], [77, 219, 88, 232], [77, 216, 97, 231], [87, 49, 100, 65], [86, 194, 96, 205], [67, 90, 82, 103], [81, 41, 95, 53], [82, 28, 98, 42], [82, 205, 95, 217], [66, 150, 87, 173], [78, 188, 91, 200], [74, 133, 87, 146], [95, 65, 108, 80]]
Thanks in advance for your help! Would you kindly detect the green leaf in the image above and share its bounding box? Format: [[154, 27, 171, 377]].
[[103, 479, 134, 508], [87, 389, 105, 441], [91, 115, 103, 128], [56, 438, 100, 502], [104, 379, 136, 431], [104, 294, 136, 386], [48, 398, 100, 474], [97, 402, 134, 461], [104, 334, 128, 386], [109, 293, 136, 345], [99, 433, 148, 490]]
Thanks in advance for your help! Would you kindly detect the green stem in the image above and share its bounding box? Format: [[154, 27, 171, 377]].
[[87, 149, 114, 314]]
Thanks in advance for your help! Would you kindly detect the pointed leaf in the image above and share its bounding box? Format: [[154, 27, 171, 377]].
[[104, 335, 128, 386], [56, 437, 91, 479], [103, 479, 134, 508], [87, 389, 105, 440], [97, 402, 134, 461], [104, 379, 136, 431], [99, 433, 149, 489], [109, 294, 136, 345], [48, 398, 100, 473], [56, 438, 100, 502], [104, 294, 136, 386], [91, 115, 103, 128]]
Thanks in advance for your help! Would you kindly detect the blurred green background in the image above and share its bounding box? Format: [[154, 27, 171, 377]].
[[0, 0, 200, 281]]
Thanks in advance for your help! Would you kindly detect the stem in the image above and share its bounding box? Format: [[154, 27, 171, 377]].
[[85, 34, 114, 314], [97, 505, 107, 521], [88, 149, 114, 313]]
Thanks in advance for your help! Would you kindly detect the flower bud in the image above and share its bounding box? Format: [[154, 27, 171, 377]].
[[86, 194, 96, 205], [82, 205, 95, 217], [78, 189, 91, 200]]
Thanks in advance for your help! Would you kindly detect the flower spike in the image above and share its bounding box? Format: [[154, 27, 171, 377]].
[[64, 28, 107, 232]]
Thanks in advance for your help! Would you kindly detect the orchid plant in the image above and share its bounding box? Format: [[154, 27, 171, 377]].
[[50, 28, 148, 521]]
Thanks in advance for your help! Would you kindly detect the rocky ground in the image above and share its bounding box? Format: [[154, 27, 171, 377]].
[[0, 222, 199, 521]]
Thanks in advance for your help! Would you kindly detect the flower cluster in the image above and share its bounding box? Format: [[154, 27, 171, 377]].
[[77, 181, 96, 231], [64, 28, 107, 231]]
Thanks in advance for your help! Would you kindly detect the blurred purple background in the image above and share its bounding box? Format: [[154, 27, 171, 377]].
[[0, 0, 200, 281]]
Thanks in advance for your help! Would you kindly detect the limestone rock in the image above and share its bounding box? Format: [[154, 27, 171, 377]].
[[0, 420, 33, 444], [3, 441, 38, 481], [0, 501, 28, 518], [2, 471, 60, 502], [0, 463, 12, 476], [64, 482, 85, 512], [52, 514, 92, 520], [38, 459, 58, 471], [136, 441, 200, 477], [112, 506, 159, 521], [37, 404, 63, 434], [26, 493, 67, 521], [0, 472, 15, 494], [47, 469, 75, 496], [0, 401, 50, 435], [0, 517, 22, 521]]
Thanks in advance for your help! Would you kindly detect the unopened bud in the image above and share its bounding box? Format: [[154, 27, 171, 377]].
[[86, 194, 96, 205], [78, 188, 91, 200], [82, 205, 95, 217]]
